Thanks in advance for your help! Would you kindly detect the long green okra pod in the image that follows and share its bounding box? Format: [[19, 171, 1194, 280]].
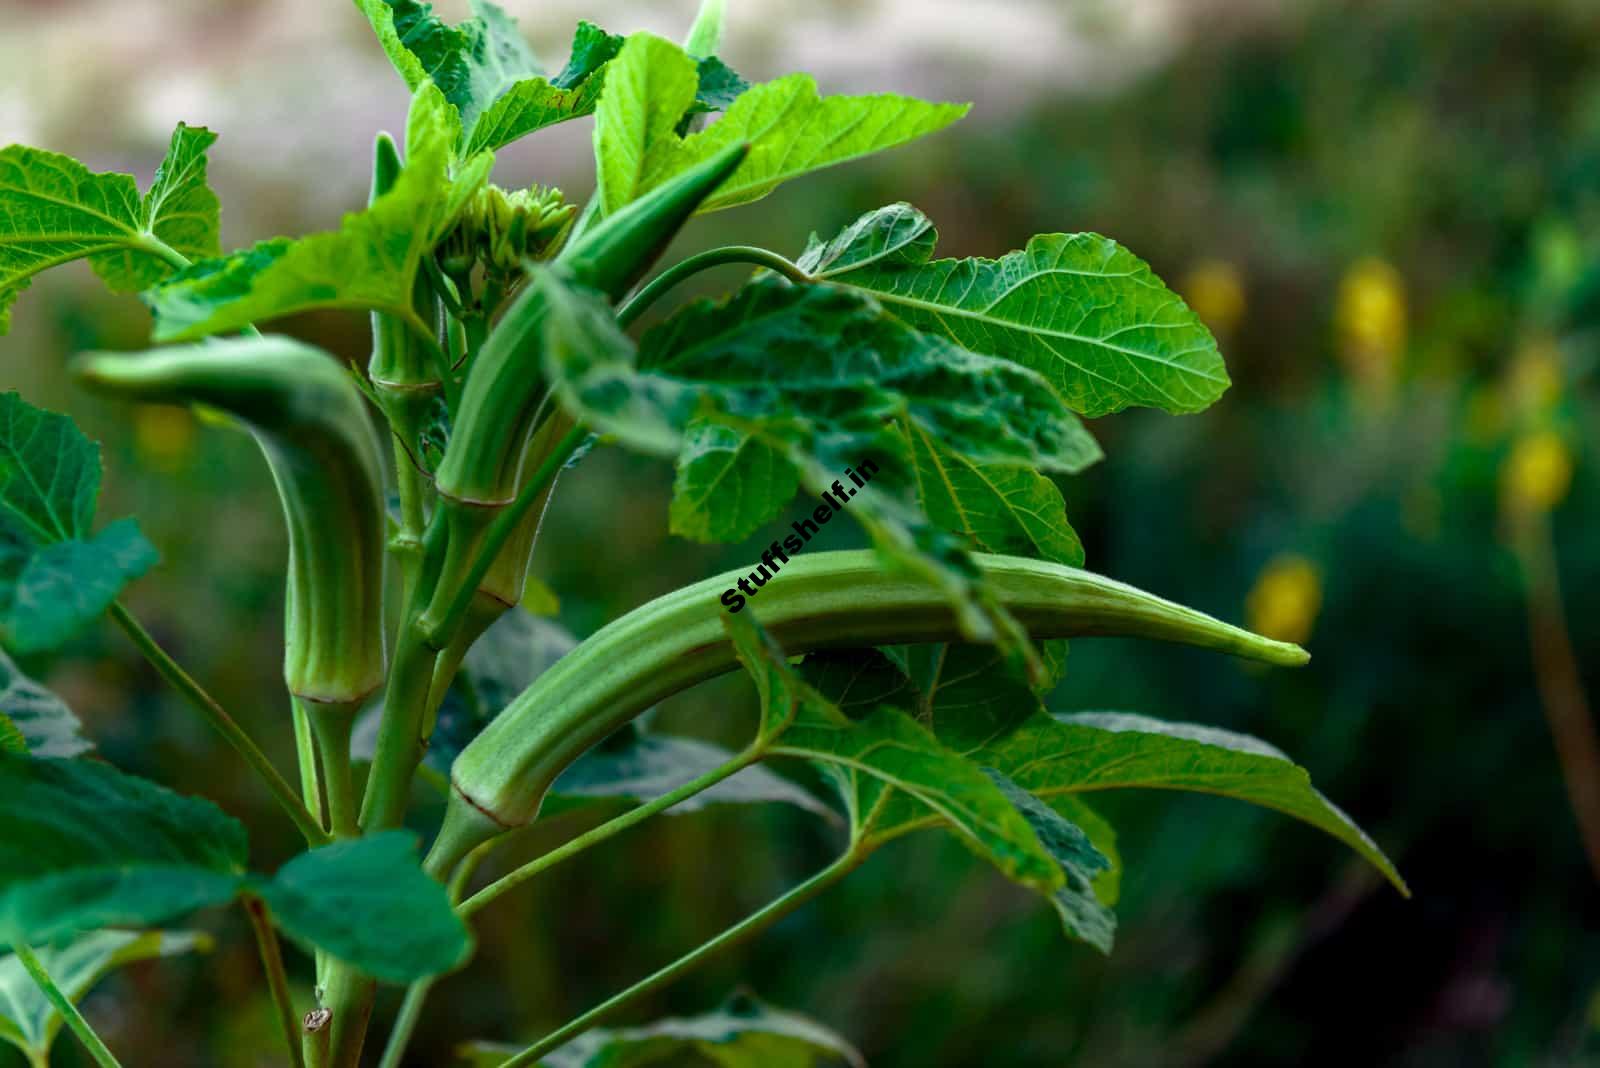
[[428, 550, 1307, 874]]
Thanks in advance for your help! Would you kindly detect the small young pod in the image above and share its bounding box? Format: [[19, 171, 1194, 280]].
[[427, 550, 1308, 875], [75, 338, 389, 705], [434, 142, 749, 508]]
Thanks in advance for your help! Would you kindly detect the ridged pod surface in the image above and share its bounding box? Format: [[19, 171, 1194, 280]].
[[76, 338, 389, 704], [432, 550, 1307, 867]]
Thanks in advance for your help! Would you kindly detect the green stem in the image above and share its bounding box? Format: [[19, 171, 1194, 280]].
[[360, 624, 441, 832], [616, 246, 812, 329], [378, 841, 488, 1068], [292, 698, 326, 832], [305, 699, 361, 839], [109, 602, 331, 847], [456, 749, 758, 917], [496, 851, 863, 1067], [12, 943, 123, 1068], [244, 895, 307, 1068]]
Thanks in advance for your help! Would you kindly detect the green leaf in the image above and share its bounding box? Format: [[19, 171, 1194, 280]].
[[0, 123, 219, 333], [593, 34, 704, 216], [2, 519, 159, 654], [357, 2, 625, 154], [465, 992, 864, 1067], [727, 612, 1061, 892], [1050, 794, 1121, 907], [0, 754, 247, 945], [356, 0, 540, 120], [0, 390, 99, 543], [546, 724, 830, 819], [0, 929, 209, 1058], [796, 645, 1119, 950], [615, 69, 969, 215], [0, 393, 157, 653], [464, 22, 626, 155], [684, 0, 728, 58], [800, 203, 1230, 416], [0, 650, 90, 757], [669, 419, 799, 542], [979, 710, 1408, 893], [986, 771, 1115, 953], [903, 418, 1090, 566], [542, 270, 1083, 654], [258, 832, 471, 983], [144, 84, 473, 340]]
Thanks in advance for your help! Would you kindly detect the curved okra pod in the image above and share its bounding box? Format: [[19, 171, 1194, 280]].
[[428, 550, 1308, 874], [74, 338, 389, 707], [433, 142, 749, 509]]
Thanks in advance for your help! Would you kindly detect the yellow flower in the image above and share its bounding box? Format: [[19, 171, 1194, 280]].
[[1336, 258, 1406, 398], [1181, 259, 1246, 335], [1246, 554, 1323, 646], [1502, 431, 1574, 516], [133, 404, 196, 472]]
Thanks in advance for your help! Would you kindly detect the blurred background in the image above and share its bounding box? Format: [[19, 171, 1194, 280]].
[[4, 0, 1600, 1064]]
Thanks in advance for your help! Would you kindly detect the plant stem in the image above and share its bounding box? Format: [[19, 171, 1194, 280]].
[[457, 750, 759, 917], [616, 246, 812, 329], [109, 602, 331, 847], [497, 851, 863, 1067], [11, 943, 123, 1068], [305, 699, 361, 839], [378, 844, 490, 1068], [292, 699, 326, 832], [244, 895, 307, 1068]]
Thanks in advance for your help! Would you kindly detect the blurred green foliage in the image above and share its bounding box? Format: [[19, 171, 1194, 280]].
[[5, 0, 1599, 1064]]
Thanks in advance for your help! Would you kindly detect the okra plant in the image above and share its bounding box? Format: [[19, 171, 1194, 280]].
[[0, 2, 1406, 1065]]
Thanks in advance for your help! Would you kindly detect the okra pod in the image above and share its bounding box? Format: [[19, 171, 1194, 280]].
[[430, 551, 1308, 871], [433, 142, 749, 508], [75, 338, 389, 705]]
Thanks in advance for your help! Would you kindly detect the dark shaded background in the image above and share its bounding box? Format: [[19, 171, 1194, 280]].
[[4, 0, 1599, 1064]]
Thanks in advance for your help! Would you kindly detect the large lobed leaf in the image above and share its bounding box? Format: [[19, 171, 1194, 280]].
[[983, 710, 1408, 893], [801, 203, 1230, 416], [143, 82, 485, 340], [797, 644, 1119, 951], [726, 612, 1062, 893], [0, 929, 209, 1059], [0, 393, 156, 654], [542, 269, 1088, 655], [0, 123, 220, 333], [593, 32, 968, 216], [463, 992, 864, 1067]]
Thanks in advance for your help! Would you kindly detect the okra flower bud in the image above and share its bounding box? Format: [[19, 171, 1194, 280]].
[[430, 551, 1308, 871], [75, 338, 389, 704], [439, 184, 576, 277]]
